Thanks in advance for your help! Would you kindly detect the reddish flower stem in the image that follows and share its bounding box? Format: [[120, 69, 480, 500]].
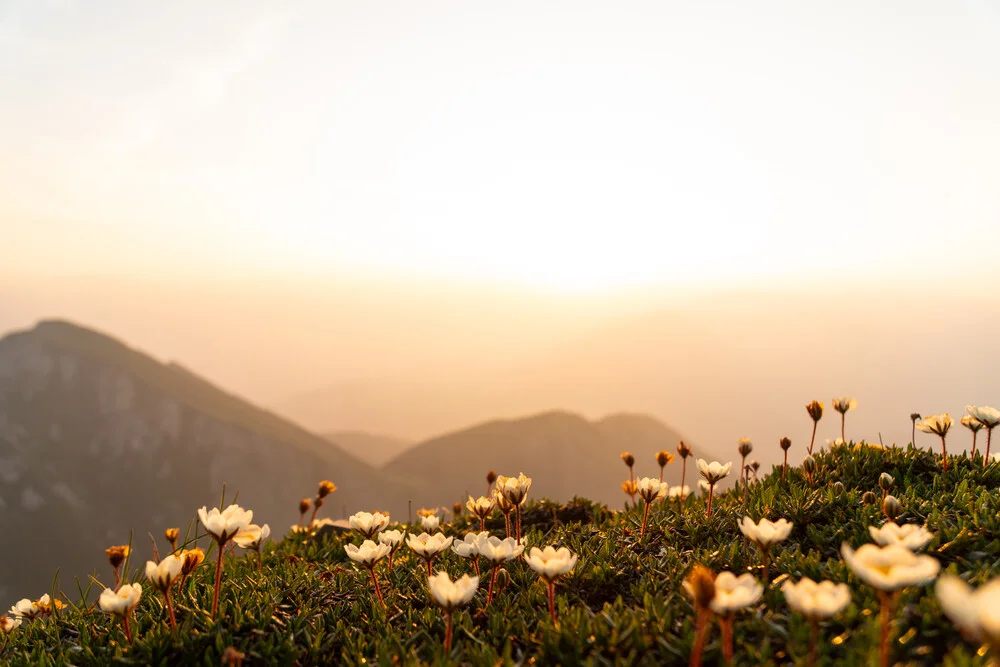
[[640, 500, 651, 538], [479, 517, 486, 533], [878, 591, 895, 667], [122, 614, 133, 643], [985, 428, 994, 468], [546, 580, 557, 623], [369, 567, 386, 608], [211, 541, 225, 619], [940, 435, 949, 470], [443, 610, 453, 652], [782, 451, 788, 481], [706, 485, 715, 518], [809, 421, 818, 455], [679, 461, 687, 510], [515, 507, 522, 545], [808, 618, 819, 667], [689, 608, 710, 667], [720, 614, 734, 662], [165, 589, 177, 629]]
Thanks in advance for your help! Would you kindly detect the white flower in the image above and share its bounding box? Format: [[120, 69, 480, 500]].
[[345, 539, 392, 567], [636, 477, 669, 503], [198, 504, 253, 543], [832, 397, 858, 413], [782, 578, 851, 619], [840, 543, 939, 591], [524, 546, 578, 581], [697, 459, 732, 484], [935, 575, 1000, 644], [961, 415, 985, 432], [669, 485, 691, 500], [496, 473, 532, 506], [98, 583, 142, 617], [966, 405, 1000, 429], [868, 523, 934, 551], [466, 495, 495, 518], [0, 613, 21, 632], [378, 529, 406, 550], [475, 535, 524, 564], [144, 555, 183, 593], [738, 517, 793, 549], [406, 532, 454, 558], [710, 572, 763, 613], [453, 531, 489, 558], [420, 515, 441, 532], [8, 598, 40, 620], [917, 414, 954, 437], [428, 572, 479, 610], [233, 523, 271, 549], [349, 511, 390, 539]]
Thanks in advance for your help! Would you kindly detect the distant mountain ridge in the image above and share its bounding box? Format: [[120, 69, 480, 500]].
[[383, 409, 714, 508], [0, 320, 416, 600], [322, 431, 412, 467]]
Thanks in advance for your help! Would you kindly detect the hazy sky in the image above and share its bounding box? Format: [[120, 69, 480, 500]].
[[3, 0, 999, 292]]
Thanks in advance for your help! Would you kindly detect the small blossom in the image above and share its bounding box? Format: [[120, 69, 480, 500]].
[[98, 583, 142, 617], [737, 438, 753, 458], [677, 441, 692, 458], [966, 405, 1000, 429], [683, 563, 717, 609], [452, 531, 489, 558], [697, 459, 732, 484], [198, 504, 253, 543], [466, 495, 494, 520], [656, 450, 675, 467], [145, 555, 183, 593], [234, 523, 271, 549], [962, 415, 985, 433], [524, 546, 578, 582], [420, 514, 441, 532], [317, 480, 337, 498], [180, 547, 205, 575], [832, 397, 858, 414], [840, 543, 939, 591], [496, 473, 532, 506], [0, 613, 21, 633], [782, 578, 851, 619], [345, 540, 392, 567], [935, 575, 1000, 645], [475, 535, 524, 564], [868, 523, 934, 550], [349, 512, 390, 539], [8, 599, 41, 621], [406, 532, 454, 558], [428, 572, 479, 610], [636, 477, 669, 503], [669, 485, 691, 500], [378, 529, 406, 549], [106, 545, 130, 569], [738, 517, 793, 549], [917, 414, 953, 437], [806, 401, 824, 422], [710, 572, 763, 613]]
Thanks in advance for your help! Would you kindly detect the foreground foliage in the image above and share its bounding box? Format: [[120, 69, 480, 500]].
[[4, 443, 1000, 665]]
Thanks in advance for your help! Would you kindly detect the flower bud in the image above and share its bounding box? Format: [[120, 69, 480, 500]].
[[910, 412, 921, 422], [299, 498, 312, 515], [164, 527, 179, 546], [751, 460, 760, 473], [878, 472, 894, 492], [861, 491, 877, 505], [656, 450, 674, 467], [831, 481, 845, 494], [317, 480, 337, 499], [779, 437, 791, 451], [685, 564, 717, 609], [802, 455, 817, 474], [486, 469, 498, 486], [738, 438, 753, 457], [105, 545, 129, 569], [882, 495, 903, 521], [620, 452, 635, 468], [677, 441, 692, 458], [181, 547, 205, 575], [452, 502, 463, 517], [806, 400, 824, 422], [621, 480, 637, 496]]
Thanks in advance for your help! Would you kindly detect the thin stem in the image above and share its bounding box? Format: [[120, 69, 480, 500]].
[[878, 591, 895, 667], [369, 567, 386, 608], [113, 567, 121, 591], [443, 609, 453, 652], [486, 565, 498, 605], [165, 589, 177, 629], [740, 455, 747, 492], [472, 556, 480, 578], [690, 608, 710, 667], [720, 614, 734, 662], [547, 580, 557, 624], [640, 500, 651, 539], [940, 435, 949, 470], [808, 618, 819, 667], [388, 550, 395, 573], [911, 422, 916, 447], [760, 547, 770, 582], [504, 512, 511, 539], [809, 421, 818, 455], [985, 428, 994, 468], [782, 451, 788, 481], [706, 485, 715, 518], [211, 540, 225, 619], [515, 506, 522, 545], [122, 614, 133, 643], [659, 466, 664, 483], [841, 414, 846, 443], [479, 517, 486, 533], [426, 557, 434, 578], [972, 431, 978, 457]]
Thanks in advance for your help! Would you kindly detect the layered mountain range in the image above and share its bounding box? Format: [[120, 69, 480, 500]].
[[0, 319, 703, 600]]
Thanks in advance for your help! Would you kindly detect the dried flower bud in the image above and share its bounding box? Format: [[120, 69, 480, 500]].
[[878, 472, 894, 491], [801, 455, 817, 474], [656, 450, 674, 467], [620, 452, 635, 468], [861, 491, 877, 505], [164, 527, 179, 546], [317, 480, 337, 499], [910, 413, 921, 422], [486, 470, 497, 485], [677, 441, 692, 458], [737, 438, 753, 457], [882, 495, 903, 522], [452, 502, 463, 517], [181, 547, 205, 575], [779, 437, 792, 451], [684, 563, 717, 609], [105, 545, 129, 569], [806, 400, 824, 422], [751, 460, 760, 473], [621, 480, 638, 496], [299, 498, 312, 515], [831, 481, 845, 494]]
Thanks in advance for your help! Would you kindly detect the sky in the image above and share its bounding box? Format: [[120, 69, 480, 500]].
[[2, 1, 999, 456], [2, 0, 999, 292]]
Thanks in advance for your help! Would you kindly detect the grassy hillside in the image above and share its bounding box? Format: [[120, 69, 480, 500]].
[[4, 441, 998, 665], [383, 410, 714, 508]]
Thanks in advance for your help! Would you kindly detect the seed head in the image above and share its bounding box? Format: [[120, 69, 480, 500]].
[[779, 437, 791, 451], [910, 413, 921, 422], [317, 480, 337, 499], [684, 564, 717, 609], [299, 498, 311, 515], [677, 441, 692, 458], [751, 460, 760, 473], [486, 470, 497, 486], [656, 450, 674, 467], [806, 401, 824, 422], [737, 438, 753, 458], [620, 452, 635, 468]]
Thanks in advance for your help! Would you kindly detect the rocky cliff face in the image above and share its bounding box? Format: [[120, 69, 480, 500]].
[[0, 320, 413, 601]]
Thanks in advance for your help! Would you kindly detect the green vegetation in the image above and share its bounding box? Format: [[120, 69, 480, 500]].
[[4, 443, 999, 665]]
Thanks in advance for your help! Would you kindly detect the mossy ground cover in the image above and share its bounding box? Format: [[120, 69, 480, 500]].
[[4, 444, 999, 665]]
